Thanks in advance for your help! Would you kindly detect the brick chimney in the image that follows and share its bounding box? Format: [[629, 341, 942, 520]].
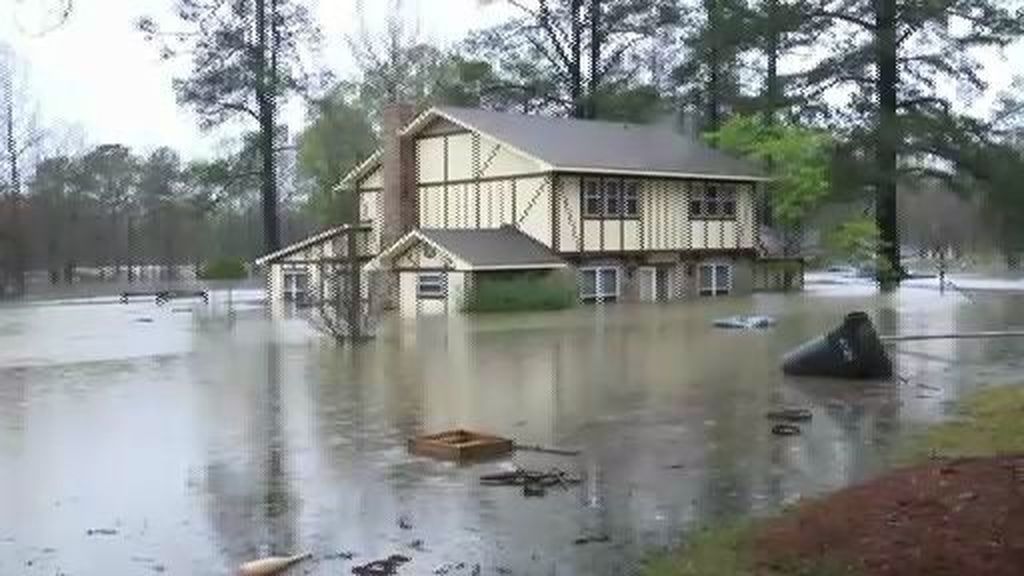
[[379, 103, 417, 250]]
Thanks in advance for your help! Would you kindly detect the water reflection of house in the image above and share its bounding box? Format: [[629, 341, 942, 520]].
[[258, 105, 801, 319]]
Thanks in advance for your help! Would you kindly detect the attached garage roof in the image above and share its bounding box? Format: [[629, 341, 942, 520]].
[[366, 226, 567, 271], [419, 227, 566, 269], [255, 223, 371, 266]]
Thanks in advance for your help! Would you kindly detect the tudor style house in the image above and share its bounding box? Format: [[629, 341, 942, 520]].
[[258, 105, 795, 318]]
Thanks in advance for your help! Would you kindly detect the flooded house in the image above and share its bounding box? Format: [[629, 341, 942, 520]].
[[258, 105, 798, 318]]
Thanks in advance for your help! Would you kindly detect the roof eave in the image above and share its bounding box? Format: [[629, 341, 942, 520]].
[[553, 166, 771, 182]]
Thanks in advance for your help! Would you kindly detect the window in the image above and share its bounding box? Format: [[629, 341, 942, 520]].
[[283, 269, 309, 303], [583, 180, 602, 218], [417, 272, 446, 299], [583, 178, 640, 219], [579, 267, 620, 302], [690, 184, 737, 220], [623, 182, 639, 218], [698, 263, 732, 296], [603, 180, 621, 217]]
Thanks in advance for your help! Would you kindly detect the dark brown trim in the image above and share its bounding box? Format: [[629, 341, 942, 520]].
[[689, 215, 739, 222], [358, 187, 384, 193], [414, 129, 471, 142], [418, 170, 552, 187], [555, 170, 764, 186], [511, 179, 518, 223], [473, 133, 481, 228], [271, 256, 374, 265], [551, 174, 559, 252], [443, 135, 450, 228], [393, 266, 456, 273], [559, 248, 758, 259]]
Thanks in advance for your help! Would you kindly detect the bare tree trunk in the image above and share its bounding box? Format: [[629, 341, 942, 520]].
[[763, 0, 779, 126], [257, 0, 280, 254], [569, 0, 584, 118], [705, 0, 722, 133], [588, 0, 601, 119], [874, 0, 900, 288], [4, 94, 26, 296]]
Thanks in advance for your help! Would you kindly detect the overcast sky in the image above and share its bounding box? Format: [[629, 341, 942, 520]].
[[0, 0, 510, 158], [1, 0, 1020, 160]]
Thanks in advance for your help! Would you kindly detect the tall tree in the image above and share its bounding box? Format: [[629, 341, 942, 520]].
[[138, 0, 321, 254], [297, 90, 378, 226], [799, 0, 1024, 285], [469, 0, 683, 119], [674, 0, 750, 133], [78, 144, 138, 276], [0, 44, 42, 296]]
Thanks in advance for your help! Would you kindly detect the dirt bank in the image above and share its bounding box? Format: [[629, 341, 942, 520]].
[[756, 455, 1024, 576]]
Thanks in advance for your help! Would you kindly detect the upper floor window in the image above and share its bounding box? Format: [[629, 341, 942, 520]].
[[583, 178, 641, 219], [690, 184, 737, 220]]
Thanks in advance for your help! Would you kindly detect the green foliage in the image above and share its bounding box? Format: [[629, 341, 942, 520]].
[[708, 115, 832, 227], [199, 257, 248, 281], [897, 385, 1024, 463], [297, 90, 378, 226], [643, 521, 757, 576], [824, 217, 894, 277], [463, 273, 577, 313]]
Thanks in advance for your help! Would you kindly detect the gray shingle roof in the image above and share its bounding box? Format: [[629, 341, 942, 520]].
[[434, 106, 766, 180], [419, 226, 566, 268]]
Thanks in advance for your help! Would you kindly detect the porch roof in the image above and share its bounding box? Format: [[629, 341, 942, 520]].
[[366, 226, 567, 271]]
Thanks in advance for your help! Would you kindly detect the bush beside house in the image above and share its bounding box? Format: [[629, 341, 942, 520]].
[[463, 271, 576, 313]]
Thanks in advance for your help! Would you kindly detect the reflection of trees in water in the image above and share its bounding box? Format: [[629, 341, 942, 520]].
[[202, 336, 297, 565]]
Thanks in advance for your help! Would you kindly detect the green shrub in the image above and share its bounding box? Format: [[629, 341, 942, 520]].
[[199, 257, 248, 281], [463, 272, 577, 313]]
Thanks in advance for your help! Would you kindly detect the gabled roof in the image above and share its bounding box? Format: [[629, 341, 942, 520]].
[[365, 226, 567, 271], [255, 223, 371, 266], [340, 106, 768, 187]]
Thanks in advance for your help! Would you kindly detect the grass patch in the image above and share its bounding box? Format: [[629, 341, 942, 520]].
[[463, 272, 576, 313], [198, 257, 248, 280], [896, 384, 1024, 463], [643, 519, 857, 576], [645, 384, 1024, 576], [643, 521, 757, 576]]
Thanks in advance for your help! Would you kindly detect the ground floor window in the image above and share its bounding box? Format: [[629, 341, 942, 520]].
[[283, 269, 309, 302], [417, 272, 447, 299], [699, 263, 731, 296], [579, 267, 620, 302]]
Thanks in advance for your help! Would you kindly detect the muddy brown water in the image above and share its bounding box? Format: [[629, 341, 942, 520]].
[[2, 279, 1024, 575]]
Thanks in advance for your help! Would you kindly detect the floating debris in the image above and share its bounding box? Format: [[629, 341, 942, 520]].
[[765, 408, 813, 422], [398, 516, 413, 530], [85, 528, 118, 536], [513, 443, 581, 456], [324, 551, 357, 561], [713, 315, 776, 329], [432, 561, 465, 575], [409, 429, 513, 461], [771, 423, 802, 436], [238, 553, 311, 576], [480, 467, 581, 498], [408, 539, 425, 551], [352, 554, 411, 576], [573, 534, 611, 545]]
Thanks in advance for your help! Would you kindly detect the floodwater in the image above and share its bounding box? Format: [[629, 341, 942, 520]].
[[2, 277, 1024, 575]]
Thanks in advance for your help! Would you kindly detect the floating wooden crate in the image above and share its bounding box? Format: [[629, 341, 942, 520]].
[[408, 429, 514, 462]]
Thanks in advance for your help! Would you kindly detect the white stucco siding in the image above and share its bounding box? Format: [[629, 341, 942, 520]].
[[556, 177, 756, 253], [513, 176, 552, 248], [476, 133, 544, 178], [446, 133, 475, 181], [360, 166, 383, 189], [556, 176, 581, 251], [416, 137, 446, 183]]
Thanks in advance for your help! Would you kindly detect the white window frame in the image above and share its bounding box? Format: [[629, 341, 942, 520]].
[[579, 266, 620, 302], [583, 178, 641, 219], [416, 272, 447, 299], [690, 184, 737, 220], [583, 179, 603, 218], [698, 263, 732, 296], [282, 268, 309, 302]]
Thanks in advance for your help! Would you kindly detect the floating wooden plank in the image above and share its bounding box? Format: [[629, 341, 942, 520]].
[[408, 429, 513, 462]]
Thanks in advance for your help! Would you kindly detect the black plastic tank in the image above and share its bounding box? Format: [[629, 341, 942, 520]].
[[781, 311, 893, 379]]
